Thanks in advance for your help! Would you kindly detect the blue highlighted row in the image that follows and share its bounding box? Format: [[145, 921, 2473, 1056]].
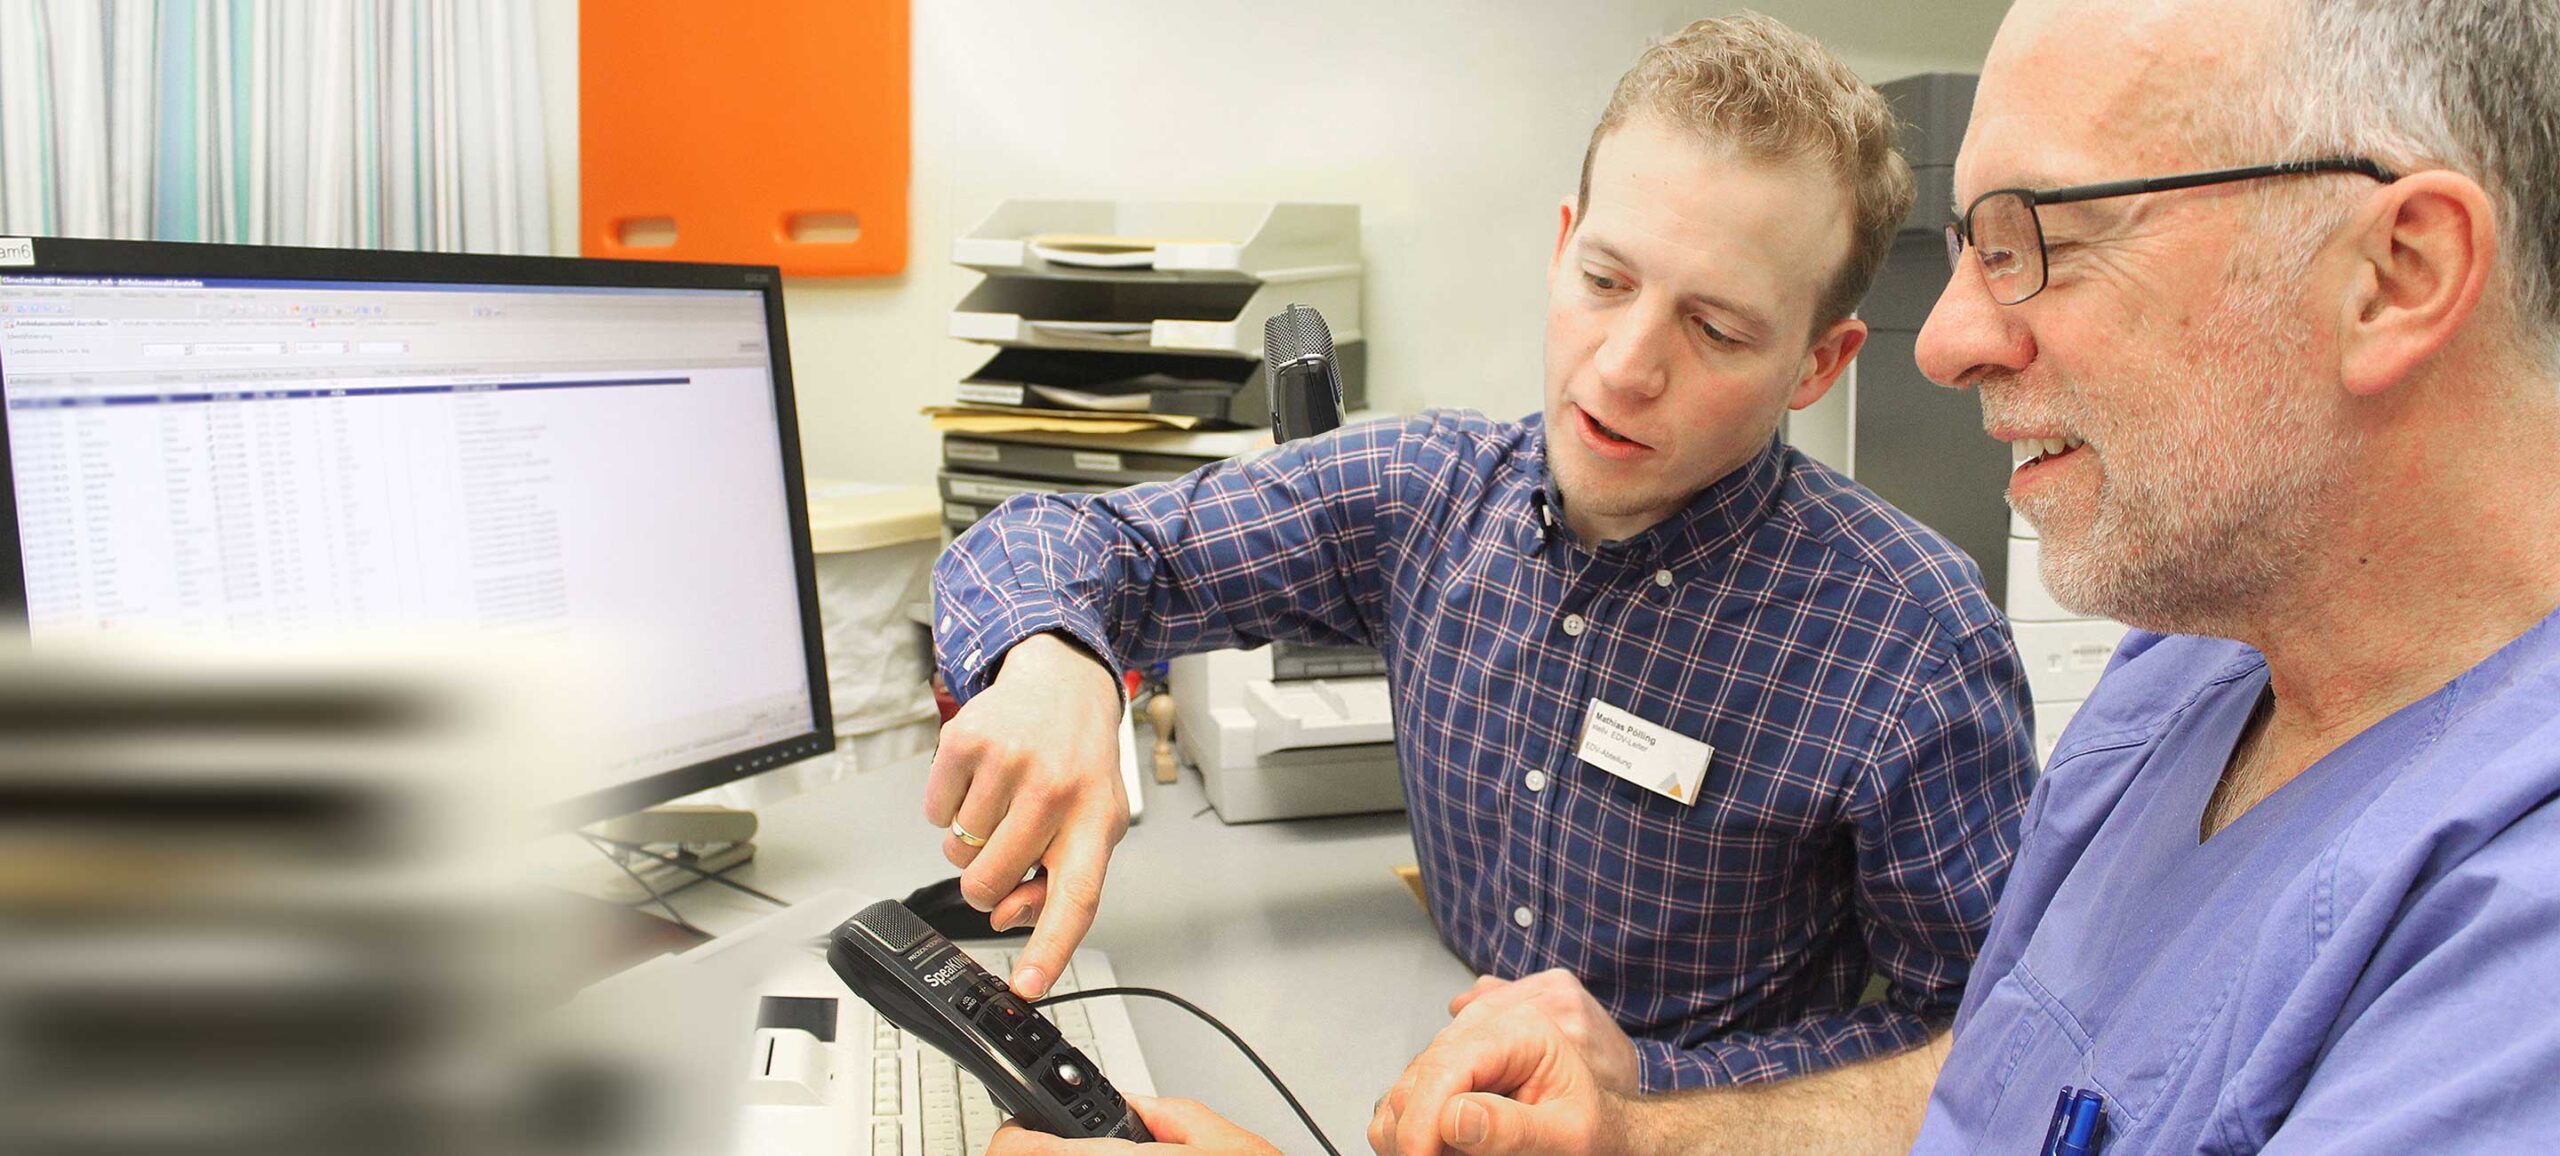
[[6, 375, 691, 411]]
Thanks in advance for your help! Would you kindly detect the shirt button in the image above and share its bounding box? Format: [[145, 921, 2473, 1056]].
[[1512, 905, 1535, 929], [1560, 613, 1586, 637], [1523, 769, 1548, 792], [1653, 568, 1673, 588]]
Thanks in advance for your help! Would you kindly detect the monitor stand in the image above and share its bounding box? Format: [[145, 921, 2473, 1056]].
[[567, 804, 760, 905]]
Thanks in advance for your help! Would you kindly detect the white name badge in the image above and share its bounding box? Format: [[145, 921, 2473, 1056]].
[[1575, 699, 1715, 805]]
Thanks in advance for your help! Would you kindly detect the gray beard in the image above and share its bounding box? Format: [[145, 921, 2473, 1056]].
[[2033, 263, 2358, 637]]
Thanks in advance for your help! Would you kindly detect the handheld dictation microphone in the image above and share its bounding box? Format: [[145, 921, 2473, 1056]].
[[826, 899, 1153, 1142], [1264, 304, 1347, 442]]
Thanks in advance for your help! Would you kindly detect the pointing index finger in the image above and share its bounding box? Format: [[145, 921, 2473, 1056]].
[[1012, 832, 1112, 999]]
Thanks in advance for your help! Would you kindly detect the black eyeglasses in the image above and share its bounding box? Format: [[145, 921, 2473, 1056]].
[[1944, 157, 2400, 305]]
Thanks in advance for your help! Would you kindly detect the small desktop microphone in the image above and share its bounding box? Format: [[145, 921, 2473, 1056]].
[[827, 899, 1152, 1142], [1264, 304, 1346, 443]]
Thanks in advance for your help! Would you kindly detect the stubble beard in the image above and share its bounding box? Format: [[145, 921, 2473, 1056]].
[[1550, 439, 1679, 524], [2031, 250, 2361, 637]]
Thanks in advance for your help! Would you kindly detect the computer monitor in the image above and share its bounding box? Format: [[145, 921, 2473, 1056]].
[[0, 237, 835, 827]]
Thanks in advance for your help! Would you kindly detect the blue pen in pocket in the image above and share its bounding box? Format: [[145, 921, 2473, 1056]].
[[2039, 1088, 2072, 1154], [2038, 1086, 2109, 1155]]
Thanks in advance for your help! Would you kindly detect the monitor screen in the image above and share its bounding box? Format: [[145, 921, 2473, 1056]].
[[0, 237, 834, 825]]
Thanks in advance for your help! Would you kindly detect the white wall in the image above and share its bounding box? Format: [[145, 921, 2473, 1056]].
[[541, 2, 2006, 486]]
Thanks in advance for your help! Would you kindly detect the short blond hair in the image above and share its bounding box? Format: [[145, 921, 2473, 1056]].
[[1577, 14, 1914, 335]]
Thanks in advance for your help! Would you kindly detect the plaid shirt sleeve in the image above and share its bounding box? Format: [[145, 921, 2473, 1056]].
[[931, 417, 1410, 702], [1629, 619, 2036, 1087]]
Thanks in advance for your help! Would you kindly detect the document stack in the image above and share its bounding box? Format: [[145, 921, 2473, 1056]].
[[936, 425, 1270, 534], [933, 200, 1366, 538], [932, 201, 1401, 822]]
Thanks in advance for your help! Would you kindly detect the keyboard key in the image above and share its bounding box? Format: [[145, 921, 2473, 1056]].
[[921, 1053, 960, 1114], [872, 1055, 901, 1114], [870, 1121, 902, 1156], [923, 1061, 966, 1154], [873, 1018, 902, 1051], [921, 1114, 964, 1156], [961, 1077, 1001, 1150]]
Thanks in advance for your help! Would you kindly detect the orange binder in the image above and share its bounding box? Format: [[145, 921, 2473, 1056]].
[[579, 0, 909, 276]]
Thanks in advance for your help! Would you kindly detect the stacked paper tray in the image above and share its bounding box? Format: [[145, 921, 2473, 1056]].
[[952, 201, 1360, 283]]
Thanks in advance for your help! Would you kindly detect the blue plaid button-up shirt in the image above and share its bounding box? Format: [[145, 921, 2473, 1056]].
[[933, 409, 2035, 1089]]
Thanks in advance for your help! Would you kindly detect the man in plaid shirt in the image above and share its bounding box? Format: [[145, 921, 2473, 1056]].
[[930, 14, 2035, 1115]]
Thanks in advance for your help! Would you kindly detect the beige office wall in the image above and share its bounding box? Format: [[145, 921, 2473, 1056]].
[[537, 2, 2005, 487]]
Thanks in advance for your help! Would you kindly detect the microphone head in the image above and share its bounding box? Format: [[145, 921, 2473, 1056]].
[[1263, 304, 1336, 366]]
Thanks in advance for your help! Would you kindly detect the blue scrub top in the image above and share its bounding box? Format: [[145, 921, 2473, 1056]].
[[1915, 609, 2560, 1153]]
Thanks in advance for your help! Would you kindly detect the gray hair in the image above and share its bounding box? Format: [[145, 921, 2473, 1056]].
[[2248, 0, 2560, 370]]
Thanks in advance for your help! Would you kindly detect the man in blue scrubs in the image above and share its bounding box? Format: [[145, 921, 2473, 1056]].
[[1339, 0, 2560, 1151]]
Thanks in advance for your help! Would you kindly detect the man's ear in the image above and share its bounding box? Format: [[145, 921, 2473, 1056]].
[[1551, 197, 1579, 272], [2337, 170, 2498, 396], [1789, 318, 1867, 410]]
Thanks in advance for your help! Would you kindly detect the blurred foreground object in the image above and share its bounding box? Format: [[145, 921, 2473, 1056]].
[[0, 641, 729, 1156]]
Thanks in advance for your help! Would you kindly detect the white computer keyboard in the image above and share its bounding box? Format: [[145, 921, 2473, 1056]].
[[735, 943, 1157, 1156]]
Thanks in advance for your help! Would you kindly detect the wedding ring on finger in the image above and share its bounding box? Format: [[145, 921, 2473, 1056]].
[[950, 821, 989, 848]]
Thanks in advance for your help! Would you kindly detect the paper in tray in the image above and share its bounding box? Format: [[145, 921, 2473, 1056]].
[[922, 404, 1203, 435], [1025, 385, 1156, 413], [1021, 319, 1154, 339], [1024, 233, 1226, 269]]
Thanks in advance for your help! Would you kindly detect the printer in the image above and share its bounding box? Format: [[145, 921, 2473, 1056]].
[[1170, 639, 1403, 822]]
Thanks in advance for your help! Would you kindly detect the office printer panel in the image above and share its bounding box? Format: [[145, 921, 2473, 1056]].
[[1242, 674, 1393, 756], [1167, 646, 1403, 823]]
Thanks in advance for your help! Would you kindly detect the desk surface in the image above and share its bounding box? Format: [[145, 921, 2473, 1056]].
[[677, 752, 1474, 1150]]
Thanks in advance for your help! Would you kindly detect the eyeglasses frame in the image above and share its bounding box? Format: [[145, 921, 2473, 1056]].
[[1944, 156, 2403, 304]]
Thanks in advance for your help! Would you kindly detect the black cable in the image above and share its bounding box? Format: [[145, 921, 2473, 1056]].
[[582, 832, 794, 909], [579, 832, 707, 936], [1034, 985, 1341, 1156]]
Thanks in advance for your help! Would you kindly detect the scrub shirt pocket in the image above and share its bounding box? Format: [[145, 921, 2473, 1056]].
[[1967, 954, 2241, 1152], [1940, 964, 2080, 1154]]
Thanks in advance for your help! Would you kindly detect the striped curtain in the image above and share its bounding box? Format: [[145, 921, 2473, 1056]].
[[0, 0, 551, 253]]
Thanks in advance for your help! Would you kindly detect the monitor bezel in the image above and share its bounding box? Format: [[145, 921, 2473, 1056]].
[[0, 236, 839, 828]]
